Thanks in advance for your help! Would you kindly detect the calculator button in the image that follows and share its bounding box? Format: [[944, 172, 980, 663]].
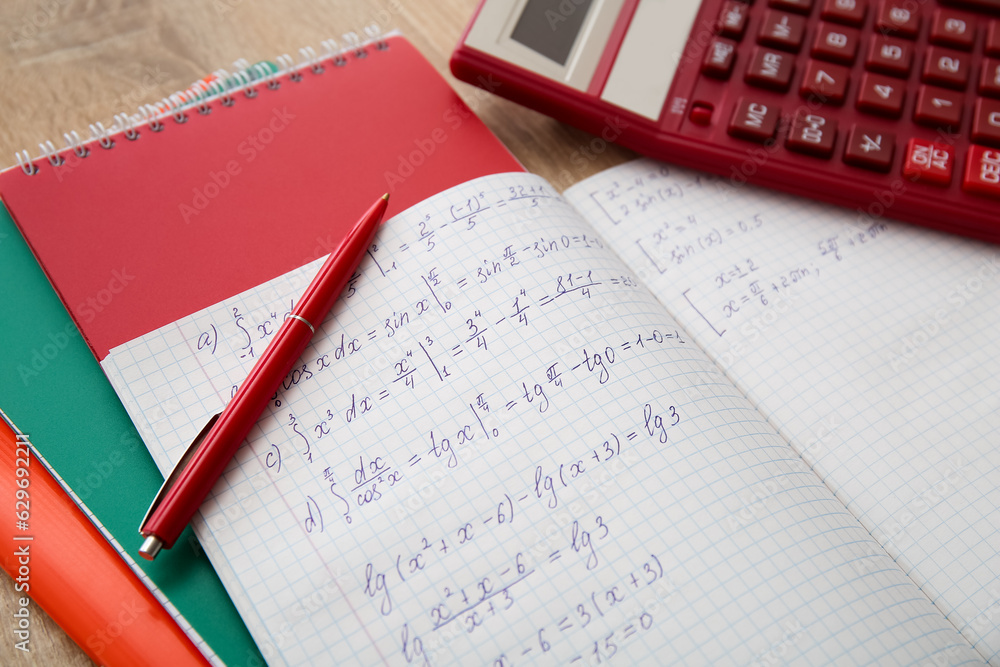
[[902, 138, 955, 185], [821, 0, 868, 26], [800, 60, 851, 103], [718, 1, 751, 39], [786, 111, 839, 156], [689, 102, 715, 126], [875, 0, 922, 38], [729, 98, 783, 142], [844, 125, 896, 170], [987, 21, 1000, 57], [930, 9, 975, 50], [867, 36, 914, 76], [962, 145, 1000, 199], [972, 98, 1000, 146], [703, 38, 738, 78], [914, 85, 965, 128], [746, 48, 796, 90], [812, 23, 861, 63], [922, 46, 971, 89], [770, 0, 814, 14], [980, 58, 1000, 98], [758, 10, 808, 51], [857, 72, 907, 116]]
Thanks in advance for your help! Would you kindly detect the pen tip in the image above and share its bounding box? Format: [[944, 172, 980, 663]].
[[381, 193, 389, 201]]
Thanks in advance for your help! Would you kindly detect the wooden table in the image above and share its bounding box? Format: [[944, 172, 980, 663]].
[[0, 0, 634, 663]]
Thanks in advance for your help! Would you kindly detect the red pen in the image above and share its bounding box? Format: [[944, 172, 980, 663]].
[[138, 194, 389, 560]]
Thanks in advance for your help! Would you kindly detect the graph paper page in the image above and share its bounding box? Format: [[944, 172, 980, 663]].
[[103, 173, 980, 666], [567, 159, 1000, 664]]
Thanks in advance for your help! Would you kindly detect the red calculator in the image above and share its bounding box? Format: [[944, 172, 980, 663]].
[[451, 0, 1000, 242]]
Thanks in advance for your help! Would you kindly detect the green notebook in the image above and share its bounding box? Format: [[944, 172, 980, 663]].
[[0, 203, 262, 665]]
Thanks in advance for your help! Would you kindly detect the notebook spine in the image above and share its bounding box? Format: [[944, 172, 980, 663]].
[[13, 26, 389, 176]]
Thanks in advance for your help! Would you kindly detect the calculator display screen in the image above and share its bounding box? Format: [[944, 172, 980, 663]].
[[510, 0, 596, 65]]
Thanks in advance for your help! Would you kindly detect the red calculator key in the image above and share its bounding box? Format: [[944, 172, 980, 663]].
[[729, 98, 782, 142], [988, 20, 1000, 57], [758, 10, 808, 51], [844, 125, 896, 171], [867, 36, 914, 76], [980, 58, 1000, 98], [857, 72, 907, 116], [746, 48, 796, 91], [914, 85, 965, 128], [930, 9, 976, 50], [962, 145, 1000, 199], [812, 23, 861, 64], [770, 0, 814, 13], [902, 138, 955, 185], [703, 38, 738, 78], [821, 0, 868, 26], [800, 60, 851, 103], [786, 111, 839, 157], [718, 1, 751, 39], [875, 0, 922, 38], [922, 46, 972, 89], [972, 98, 1000, 147]]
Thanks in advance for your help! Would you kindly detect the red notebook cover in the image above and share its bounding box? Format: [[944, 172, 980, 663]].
[[0, 34, 522, 360]]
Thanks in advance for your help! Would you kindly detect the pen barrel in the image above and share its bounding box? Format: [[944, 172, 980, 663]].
[[140, 194, 388, 552], [142, 320, 314, 549]]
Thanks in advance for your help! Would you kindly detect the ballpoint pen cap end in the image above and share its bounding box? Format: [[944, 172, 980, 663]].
[[139, 535, 164, 560]]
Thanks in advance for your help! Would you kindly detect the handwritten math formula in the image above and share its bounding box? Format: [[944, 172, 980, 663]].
[[578, 164, 889, 338], [110, 173, 712, 666]]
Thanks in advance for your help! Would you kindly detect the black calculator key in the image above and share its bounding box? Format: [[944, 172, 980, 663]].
[[812, 23, 861, 63], [821, 0, 869, 25], [867, 36, 914, 76], [746, 48, 796, 90], [844, 126, 896, 170], [914, 85, 965, 127], [922, 46, 972, 88]]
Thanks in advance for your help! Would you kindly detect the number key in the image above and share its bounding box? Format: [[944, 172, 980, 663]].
[[867, 36, 914, 77], [922, 46, 971, 90], [930, 9, 975, 51], [786, 111, 839, 157], [812, 23, 861, 64], [844, 125, 896, 171], [857, 72, 906, 117], [876, 0, 921, 39], [800, 60, 851, 104], [914, 85, 964, 129], [821, 0, 868, 26]]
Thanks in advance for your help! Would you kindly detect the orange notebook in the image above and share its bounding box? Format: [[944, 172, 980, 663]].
[[0, 409, 208, 666]]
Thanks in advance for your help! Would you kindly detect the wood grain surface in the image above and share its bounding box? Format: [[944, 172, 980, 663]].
[[0, 0, 634, 664]]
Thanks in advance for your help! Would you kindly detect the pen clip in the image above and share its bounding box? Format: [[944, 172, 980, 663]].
[[139, 413, 220, 533]]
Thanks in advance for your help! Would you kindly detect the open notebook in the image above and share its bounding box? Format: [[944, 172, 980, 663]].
[[101, 161, 998, 665]]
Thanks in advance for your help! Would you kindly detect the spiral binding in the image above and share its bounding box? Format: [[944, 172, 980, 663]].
[[14, 25, 390, 175]]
